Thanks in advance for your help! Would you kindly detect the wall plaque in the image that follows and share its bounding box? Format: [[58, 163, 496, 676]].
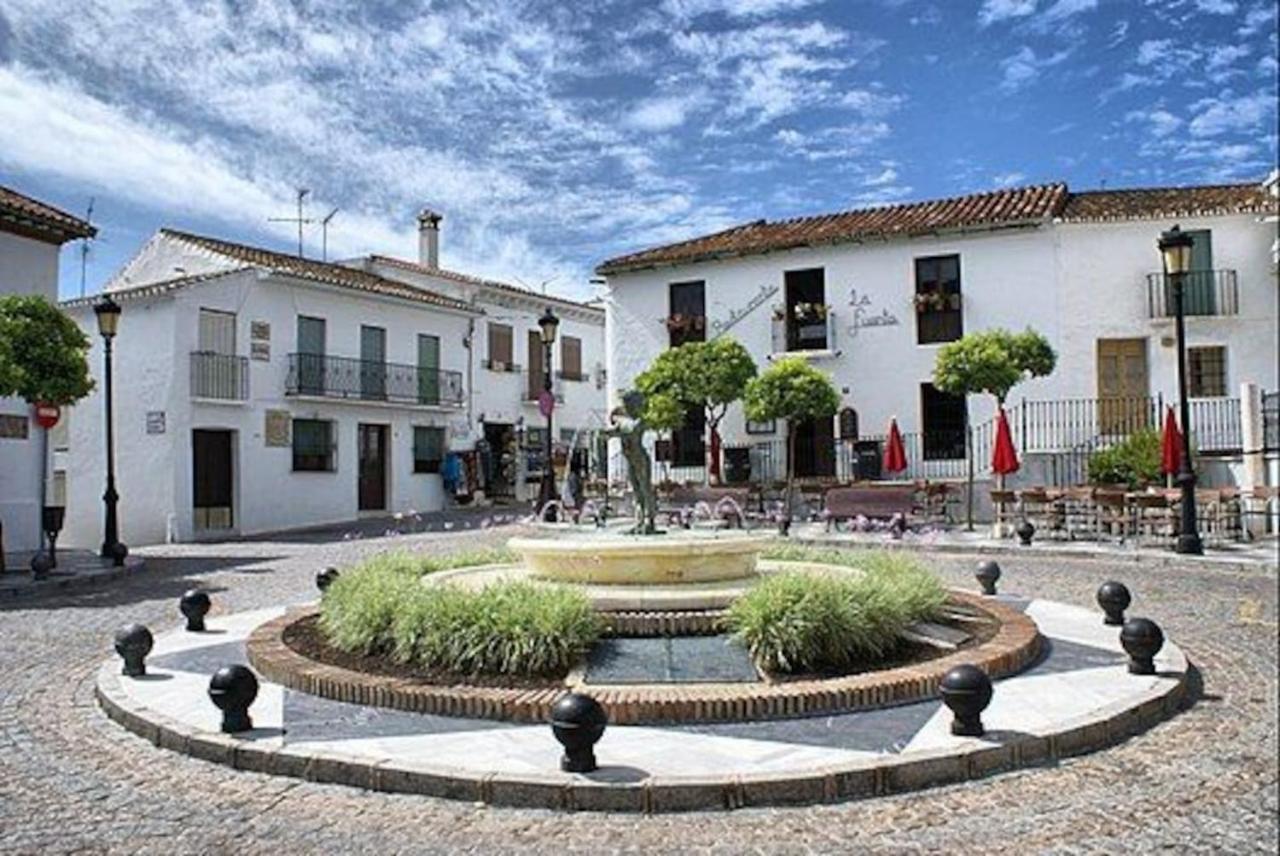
[[146, 411, 166, 435], [264, 409, 291, 447], [250, 341, 270, 361], [0, 414, 29, 440], [250, 321, 271, 361]]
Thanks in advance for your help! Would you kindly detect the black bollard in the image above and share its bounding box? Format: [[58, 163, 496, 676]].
[[107, 541, 129, 568], [114, 624, 154, 677], [208, 665, 259, 733], [1120, 618, 1164, 676], [975, 560, 1001, 596], [1015, 519, 1035, 546], [550, 692, 608, 773], [30, 551, 54, 580], [180, 589, 211, 632], [316, 567, 340, 592], [940, 664, 994, 737], [1096, 581, 1132, 626]]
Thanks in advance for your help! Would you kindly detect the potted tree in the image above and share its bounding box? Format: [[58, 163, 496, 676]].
[[0, 295, 94, 561], [742, 357, 840, 518], [932, 327, 1056, 530]]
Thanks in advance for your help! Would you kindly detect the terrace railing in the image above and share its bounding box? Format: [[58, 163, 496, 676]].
[[286, 353, 463, 407], [190, 351, 248, 401]]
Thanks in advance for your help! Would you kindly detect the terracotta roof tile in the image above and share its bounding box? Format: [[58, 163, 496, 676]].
[[597, 179, 1276, 275], [368, 254, 603, 316], [160, 229, 476, 313], [1057, 182, 1274, 222], [0, 184, 96, 243], [597, 183, 1069, 274]]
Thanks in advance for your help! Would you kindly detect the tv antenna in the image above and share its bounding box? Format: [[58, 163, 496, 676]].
[[79, 197, 95, 297], [268, 188, 314, 257], [515, 275, 558, 295], [320, 208, 339, 261]]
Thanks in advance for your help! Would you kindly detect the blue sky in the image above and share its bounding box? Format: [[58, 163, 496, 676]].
[[0, 0, 1275, 301]]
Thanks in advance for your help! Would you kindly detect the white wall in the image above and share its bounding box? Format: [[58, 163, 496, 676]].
[[0, 230, 62, 552], [61, 269, 478, 547]]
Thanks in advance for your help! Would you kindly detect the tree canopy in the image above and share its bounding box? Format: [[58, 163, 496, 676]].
[[634, 338, 757, 425], [932, 328, 1057, 405], [0, 295, 94, 405], [743, 357, 840, 425]]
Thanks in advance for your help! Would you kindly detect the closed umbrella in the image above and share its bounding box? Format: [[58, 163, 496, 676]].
[[1161, 406, 1182, 478], [883, 418, 907, 475], [992, 408, 1019, 476]]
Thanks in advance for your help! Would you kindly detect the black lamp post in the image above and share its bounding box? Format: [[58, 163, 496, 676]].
[[93, 295, 127, 563], [537, 306, 560, 520], [1157, 225, 1203, 555]]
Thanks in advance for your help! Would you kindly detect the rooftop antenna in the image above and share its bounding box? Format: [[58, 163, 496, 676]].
[[268, 188, 314, 257], [320, 208, 339, 261], [79, 197, 95, 298]]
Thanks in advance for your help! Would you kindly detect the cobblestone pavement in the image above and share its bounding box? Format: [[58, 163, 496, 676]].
[[0, 526, 1275, 855]]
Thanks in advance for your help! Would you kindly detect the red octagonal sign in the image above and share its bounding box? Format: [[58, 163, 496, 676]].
[[33, 402, 60, 429]]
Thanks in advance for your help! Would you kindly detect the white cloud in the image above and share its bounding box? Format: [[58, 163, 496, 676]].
[[625, 95, 700, 132], [992, 171, 1027, 187], [1136, 39, 1172, 66], [660, 0, 822, 19], [1125, 108, 1184, 138], [864, 165, 898, 186], [1187, 91, 1277, 137], [978, 0, 1037, 27], [999, 45, 1071, 91], [1194, 0, 1237, 13], [1206, 44, 1250, 71], [1237, 5, 1276, 37]]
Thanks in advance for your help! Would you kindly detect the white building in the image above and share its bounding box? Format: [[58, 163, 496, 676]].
[[56, 217, 606, 548], [597, 180, 1278, 485], [0, 185, 95, 554]]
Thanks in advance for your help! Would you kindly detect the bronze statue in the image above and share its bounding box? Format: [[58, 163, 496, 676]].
[[605, 390, 658, 534]]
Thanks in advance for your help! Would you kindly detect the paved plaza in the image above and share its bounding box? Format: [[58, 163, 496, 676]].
[[0, 524, 1276, 853]]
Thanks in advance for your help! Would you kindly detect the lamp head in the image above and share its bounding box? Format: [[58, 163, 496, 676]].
[[538, 306, 559, 345], [93, 294, 122, 339], [1157, 225, 1195, 276]]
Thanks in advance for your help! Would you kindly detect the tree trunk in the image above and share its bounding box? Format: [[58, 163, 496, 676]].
[[707, 421, 722, 486], [786, 424, 796, 517]]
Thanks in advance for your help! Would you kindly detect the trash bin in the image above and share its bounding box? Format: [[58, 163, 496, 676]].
[[723, 446, 752, 484], [852, 440, 882, 481]]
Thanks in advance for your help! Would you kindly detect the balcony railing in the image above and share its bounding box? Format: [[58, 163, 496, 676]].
[[190, 351, 248, 401], [771, 310, 838, 354], [1145, 269, 1238, 318], [286, 353, 464, 407], [483, 358, 522, 373]]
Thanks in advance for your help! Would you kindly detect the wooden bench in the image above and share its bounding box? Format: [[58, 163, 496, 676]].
[[659, 485, 757, 528], [823, 484, 915, 530]]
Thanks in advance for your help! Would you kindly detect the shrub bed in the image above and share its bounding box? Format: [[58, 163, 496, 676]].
[[728, 549, 947, 674], [318, 549, 599, 677]]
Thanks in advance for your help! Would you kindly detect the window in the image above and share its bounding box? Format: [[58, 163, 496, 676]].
[[418, 334, 440, 405], [413, 426, 446, 473], [559, 335, 584, 380], [668, 281, 706, 346], [1188, 346, 1227, 397], [486, 323, 514, 370], [746, 418, 776, 435], [1162, 230, 1217, 315], [296, 316, 326, 395], [292, 419, 335, 471], [360, 325, 387, 400], [921, 383, 966, 460], [915, 255, 962, 344], [784, 268, 827, 351], [672, 405, 705, 467]]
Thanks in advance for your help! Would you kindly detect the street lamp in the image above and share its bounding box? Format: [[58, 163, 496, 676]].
[[1157, 225, 1203, 555], [93, 294, 128, 565], [537, 306, 560, 520]]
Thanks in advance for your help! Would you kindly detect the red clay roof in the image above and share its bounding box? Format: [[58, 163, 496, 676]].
[[1058, 182, 1274, 222], [369, 255, 603, 315], [160, 230, 476, 313], [0, 184, 96, 244], [597, 179, 1275, 274]]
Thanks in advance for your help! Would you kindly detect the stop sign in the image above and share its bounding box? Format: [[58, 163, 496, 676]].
[[33, 403, 60, 429], [538, 389, 555, 418]]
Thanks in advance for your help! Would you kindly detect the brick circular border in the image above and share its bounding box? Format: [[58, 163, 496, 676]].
[[245, 590, 1041, 726], [96, 628, 1189, 813]]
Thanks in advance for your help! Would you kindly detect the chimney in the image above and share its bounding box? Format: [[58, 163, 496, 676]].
[[417, 208, 442, 268]]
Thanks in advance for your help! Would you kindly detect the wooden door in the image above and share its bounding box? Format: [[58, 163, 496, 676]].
[[357, 424, 388, 511], [793, 417, 835, 478], [192, 429, 233, 530], [527, 330, 544, 400], [360, 325, 387, 400], [296, 315, 326, 394], [1097, 338, 1149, 434], [418, 333, 440, 405]]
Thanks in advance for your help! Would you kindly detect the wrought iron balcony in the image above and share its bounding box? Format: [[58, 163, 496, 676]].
[[190, 351, 248, 401], [1145, 269, 1238, 318], [771, 309, 838, 354], [482, 358, 522, 372], [286, 353, 464, 407]]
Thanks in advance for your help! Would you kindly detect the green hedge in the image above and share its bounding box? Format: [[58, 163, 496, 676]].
[[727, 549, 947, 674], [1087, 428, 1162, 489], [318, 548, 599, 677]]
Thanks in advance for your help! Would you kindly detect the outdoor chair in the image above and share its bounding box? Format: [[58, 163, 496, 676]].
[[1061, 486, 1097, 540], [1094, 489, 1133, 541], [1019, 487, 1063, 538], [989, 489, 1018, 534], [1131, 492, 1176, 546]]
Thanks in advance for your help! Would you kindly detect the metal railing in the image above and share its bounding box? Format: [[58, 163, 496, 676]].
[[286, 353, 463, 406], [1145, 269, 1239, 318], [770, 310, 838, 354], [190, 351, 248, 401], [482, 358, 522, 373]]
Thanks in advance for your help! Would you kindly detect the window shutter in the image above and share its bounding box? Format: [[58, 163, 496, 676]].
[[562, 336, 582, 378]]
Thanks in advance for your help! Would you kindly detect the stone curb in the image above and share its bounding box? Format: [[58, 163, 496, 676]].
[[795, 533, 1276, 574], [95, 641, 1190, 813], [245, 592, 1041, 726], [0, 555, 147, 600]]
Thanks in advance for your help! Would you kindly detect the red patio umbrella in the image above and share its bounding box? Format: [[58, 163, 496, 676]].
[[991, 408, 1020, 476], [1161, 406, 1182, 476], [883, 418, 908, 475]]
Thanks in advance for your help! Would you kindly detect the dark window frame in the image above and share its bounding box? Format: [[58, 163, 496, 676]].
[[668, 280, 707, 347], [920, 383, 967, 461], [1188, 346, 1227, 397], [292, 418, 336, 472], [487, 322, 515, 370], [745, 418, 776, 435], [784, 267, 828, 352], [412, 425, 446, 474], [914, 255, 963, 345]]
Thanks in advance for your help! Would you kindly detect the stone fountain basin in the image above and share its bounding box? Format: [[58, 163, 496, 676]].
[[506, 532, 772, 585]]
